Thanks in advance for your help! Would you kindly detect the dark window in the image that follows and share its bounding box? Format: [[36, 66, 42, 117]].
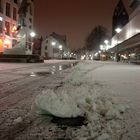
[[0, 21, 2, 33], [30, 6, 32, 15], [14, 0, 18, 4], [0, 0, 2, 13], [45, 46, 48, 50], [6, 3, 10, 17], [29, 18, 32, 23], [29, 25, 32, 29], [5, 21, 10, 35], [13, 7, 17, 20]]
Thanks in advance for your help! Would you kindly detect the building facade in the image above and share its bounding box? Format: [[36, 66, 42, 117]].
[[0, 0, 19, 53], [112, 0, 129, 36], [109, 0, 140, 62], [0, 0, 34, 54], [41, 32, 70, 59], [129, 0, 140, 19]]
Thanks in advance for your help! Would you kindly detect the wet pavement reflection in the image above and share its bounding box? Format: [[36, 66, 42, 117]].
[[29, 62, 78, 77]]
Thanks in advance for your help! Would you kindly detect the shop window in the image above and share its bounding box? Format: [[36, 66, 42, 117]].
[[0, 38, 3, 52], [6, 3, 11, 17], [13, 7, 17, 20]]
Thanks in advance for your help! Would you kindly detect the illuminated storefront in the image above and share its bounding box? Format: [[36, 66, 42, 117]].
[[0, 37, 3, 53]]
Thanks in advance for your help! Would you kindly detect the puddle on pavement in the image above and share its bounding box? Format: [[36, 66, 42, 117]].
[[30, 71, 50, 77], [29, 62, 78, 77], [30, 72, 36, 77]]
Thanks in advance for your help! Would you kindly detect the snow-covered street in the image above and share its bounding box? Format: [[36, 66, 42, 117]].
[[0, 61, 140, 140]]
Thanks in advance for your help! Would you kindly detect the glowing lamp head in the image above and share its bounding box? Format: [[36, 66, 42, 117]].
[[59, 45, 63, 50], [115, 28, 122, 33], [11, 26, 17, 33], [0, 17, 3, 21], [30, 32, 36, 37], [100, 45, 104, 50], [51, 41, 56, 46], [104, 40, 109, 44]]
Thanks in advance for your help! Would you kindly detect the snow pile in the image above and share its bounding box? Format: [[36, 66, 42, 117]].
[[34, 61, 128, 139], [64, 61, 100, 85], [35, 88, 83, 118]]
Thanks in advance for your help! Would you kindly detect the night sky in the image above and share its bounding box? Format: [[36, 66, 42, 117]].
[[34, 0, 130, 50]]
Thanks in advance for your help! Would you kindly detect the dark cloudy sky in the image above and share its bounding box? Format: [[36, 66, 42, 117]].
[[34, 0, 130, 50]]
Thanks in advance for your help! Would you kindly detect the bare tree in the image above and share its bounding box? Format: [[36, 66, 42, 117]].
[[85, 25, 108, 51]]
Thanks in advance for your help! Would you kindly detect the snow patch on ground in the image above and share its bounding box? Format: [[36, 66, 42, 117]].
[[34, 61, 128, 139]]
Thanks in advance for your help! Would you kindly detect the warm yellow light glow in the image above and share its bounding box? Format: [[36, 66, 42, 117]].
[[0, 38, 3, 52], [4, 39, 11, 49], [11, 26, 17, 33]]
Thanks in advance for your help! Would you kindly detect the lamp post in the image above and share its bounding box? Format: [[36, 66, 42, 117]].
[[30, 31, 36, 54], [51, 41, 56, 59], [104, 40, 110, 60], [115, 28, 122, 34], [104, 40, 109, 45], [59, 45, 63, 59], [115, 27, 122, 62], [100, 44, 105, 52], [104, 40, 109, 51], [51, 41, 56, 46]]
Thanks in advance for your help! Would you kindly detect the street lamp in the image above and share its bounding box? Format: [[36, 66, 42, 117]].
[[30, 31, 36, 37], [29, 31, 36, 54], [59, 45, 63, 59], [0, 16, 3, 21], [51, 41, 56, 59], [115, 27, 122, 62], [100, 45, 104, 50], [115, 27, 122, 34], [59, 45, 63, 50], [104, 40, 109, 51], [51, 41, 56, 46], [104, 40, 109, 45]]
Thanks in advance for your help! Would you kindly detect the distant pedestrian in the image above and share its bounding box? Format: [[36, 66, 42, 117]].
[[116, 54, 120, 62]]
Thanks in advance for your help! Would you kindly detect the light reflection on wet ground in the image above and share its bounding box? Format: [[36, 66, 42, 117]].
[[29, 62, 78, 77]]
